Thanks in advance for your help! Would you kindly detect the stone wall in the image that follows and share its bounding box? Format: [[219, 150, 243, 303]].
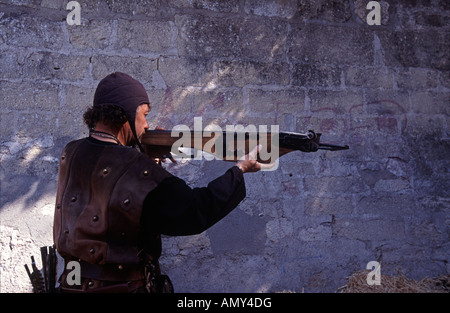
[[0, 0, 448, 292]]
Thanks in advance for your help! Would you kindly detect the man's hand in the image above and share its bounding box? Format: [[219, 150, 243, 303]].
[[235, 145, 275, 173]]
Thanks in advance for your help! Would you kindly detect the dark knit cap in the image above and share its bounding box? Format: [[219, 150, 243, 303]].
[[93, 72, 149, 149]]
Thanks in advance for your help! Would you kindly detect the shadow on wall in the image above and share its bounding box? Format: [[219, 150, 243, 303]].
[[0, 135, 74, 212]]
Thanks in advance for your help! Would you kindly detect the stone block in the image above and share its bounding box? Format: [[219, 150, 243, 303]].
[[296, 116, 347, 137], [378, 30, 450, 70], [350, 93, 409, 136], [373, 178, 411, 193], [208, 209, 267, 255], [244, 171, 297, 200], [410, 91, 450, 115], [105, 0, 162, 16], [158, 57, 214, 88], [1, 0, 41, 8], [0, 12, 63, 50], [0, 47, 24, 80], [60, 86, 96, 137], [413, 10, 449, 28], [215, 60, 290, 87], [277, 113, 296, 131], [348, 116, 387, 137], [356, 194, 416, 217], [64, 0, 103, 13], [297, 0, 353, 23], [67, 19, 113, 50], [303, 176, 369, 195], [40, 0, 63, 9], [91, 55, 157, 85], [403, 134, 449, 197], [137, 89, 164, 128], [65, 85, 96, 111], [396, 68, 439, 90], [332, 217, 406, 241], [298, 223, 332, 242], [17, 112, 58, 138], [288, 23, 373, 66], [238, 18, 288, 61], [404, 114, 444, 137], [292, 63, 341, 87], [0, 111, 17, 140], [169, 0, 240, 13], [247, 88, 305, 114], [117, 19, 176, 54], [176, 14, 239, 58], [314, 157, 360, 178], [239, 116, 285, 129], [344, 66, 394, 89], [0, 81, 59, 110], [55, 109, 88, 139], [266, 217, 293, 243], [440, 70, 450, 89], [411, 197, 450, 242], [408, 218, 448, 248], [413, 173, 450, 198], [304, 195, 353, 216], [176, 15, 288, 61], [245, 0, 297, 19], [22, 51, 90, 81], [192, 88, 243, 116], [364, 90, 409, 115], [374, 139, 412, 164], [309, 90, 364, 115]]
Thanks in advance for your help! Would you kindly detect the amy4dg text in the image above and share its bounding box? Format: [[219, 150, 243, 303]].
[[177, 297, 272, 310]]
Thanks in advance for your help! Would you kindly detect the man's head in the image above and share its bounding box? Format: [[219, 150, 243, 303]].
[[83, 72, 150, 149]]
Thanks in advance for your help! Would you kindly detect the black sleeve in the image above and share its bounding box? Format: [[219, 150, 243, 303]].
[[141, 166, 246, 236]]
